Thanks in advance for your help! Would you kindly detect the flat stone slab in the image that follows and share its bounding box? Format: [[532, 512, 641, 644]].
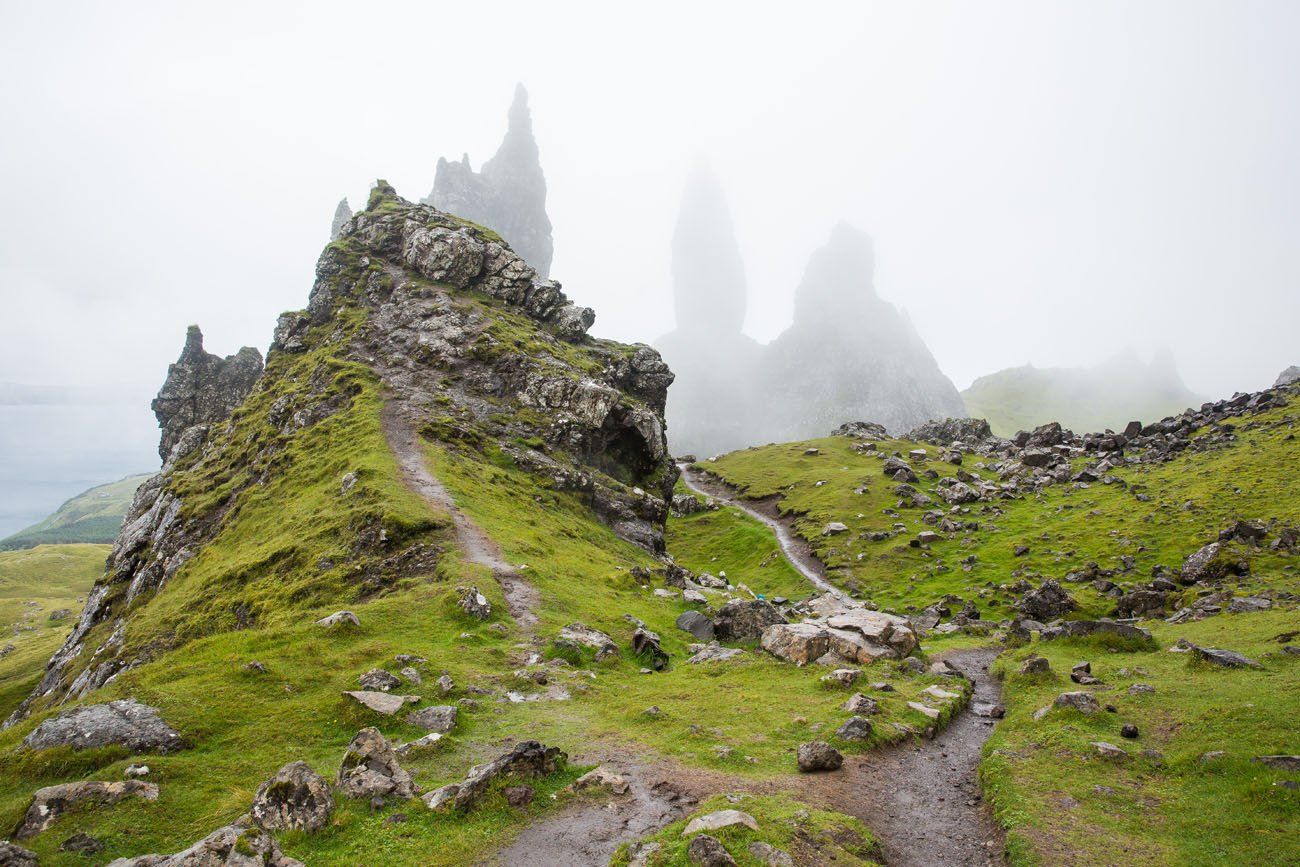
[[341, 691, 420, 715], [683, 809, 760, 836]]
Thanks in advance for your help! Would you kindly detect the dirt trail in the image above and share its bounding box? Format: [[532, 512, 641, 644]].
[[798, 646, 1007, 866], [381, 401, 539, 630], [678, 463, 844, 599], [487, 757, 727, 867]]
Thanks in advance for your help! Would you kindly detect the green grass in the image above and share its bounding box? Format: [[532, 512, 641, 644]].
[[1, 474, 152, 550], [0, 544, 108, 717], [611, 793, 881, 865], [984, 611, 1299, 866]]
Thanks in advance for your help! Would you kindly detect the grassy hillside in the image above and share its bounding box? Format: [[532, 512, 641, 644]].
[[0, 544, 106, 717], [695, 389, 1300, 865], [0, 474, 152, 550], [962, 361, 1198, 437]]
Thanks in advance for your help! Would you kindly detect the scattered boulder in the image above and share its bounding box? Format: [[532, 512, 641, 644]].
[[458, 586, 492, 620], [748, 842, 795, 867], [1052, 691, 1101, 715], [17, 780, 159, 839], [682, 809, 760, 836], [337, 727, 415, 801], [106, 817, 302, 866], [822, 522, 849, 536], [316, 610, 359, 628], [1254, 755, 1300, 771], [1180, 542, 1233, 585], [835, 716, 874, 741], [632, 627, 670, 671], [843, 693, 880, 714], [1190, 645, 1263, 669], [571, 766, 630, 795], [0, 843, 37, 866], [687, 834, 736, 867], [797, 741, 843, 772], [1017, 579, 1077, 621], [1040, 620, 1152, 643], [250, 761, 334, 832], [558, 622, 619, 660], [503, 785, 534, 808], [406, 705, 458, 734], [714, 600, 787, 641], [358, 669, 402, 692], [60, 832, 104, 855], [1019, 655, 1052, 675], [676, 610, 716, 641], [342, 691, 420, 715], [424, 741, 566, 813], [22, 699, 183, 754], [1093, 741, 1129, 761]]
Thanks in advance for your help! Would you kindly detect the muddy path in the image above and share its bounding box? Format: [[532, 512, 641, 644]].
[[798, 646, 1007, 867], [486, 755, 730, 867], [678, 462, 844, 599], [381, 400, 539, 630]]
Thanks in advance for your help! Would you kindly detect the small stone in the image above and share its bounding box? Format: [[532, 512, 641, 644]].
[[342, 691, 420, 715], [1052, 691, 1101, 715], [572, 766, 630, 795], [1019, 655, 1051, 675], [406, 705, 458, 734], [458, 586, 492, 620], [1121, 724, 1139, 739], [797, 741, 843, 772], [359, 668, 402, 692], [748, 841, 795, 867], [125, 763, 150, 778], [687, 834, 736, 866], [843, 693, 880, 714], [682, 809, 760, 836], [1094, 741, 1129, 761], [835, 716, 874, 741], [436, 674, 455, 693], [60, 832, 104, 855], [400, 667, 422, 686]]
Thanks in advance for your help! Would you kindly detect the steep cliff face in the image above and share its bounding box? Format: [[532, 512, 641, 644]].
[[654, 163, 761, 456], [425, 85, 554, 278], [150, 326, 263, 460], [6, 182, 673, 725], [755, 223, 966, 441]]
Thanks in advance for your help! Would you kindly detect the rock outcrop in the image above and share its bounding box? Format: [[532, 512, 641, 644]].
[[755, 223, 966, 442], [425, 84, 553, 277], [330, 198, 352, 240], [106, 817, 302, 866], [21, 699, 183, 753], [151, 325, 263, 460], [654, 162, 762, 456]]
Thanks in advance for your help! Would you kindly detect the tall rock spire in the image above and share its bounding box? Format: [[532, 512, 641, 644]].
[[425, 84, 554, 277], [330, 198, 352, 240], [671, 160, 747, 333], [655, 162, 761, 457]]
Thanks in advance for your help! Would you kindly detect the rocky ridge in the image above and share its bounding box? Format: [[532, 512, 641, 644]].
[[5, 180, 675, 726]]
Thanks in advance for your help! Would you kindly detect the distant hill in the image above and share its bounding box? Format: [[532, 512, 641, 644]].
[[0, 473, 151, 550], [962, 349, 1200, 436]]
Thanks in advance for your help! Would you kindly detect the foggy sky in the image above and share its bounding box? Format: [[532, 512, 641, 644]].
[[2, 1, 1299, 507]]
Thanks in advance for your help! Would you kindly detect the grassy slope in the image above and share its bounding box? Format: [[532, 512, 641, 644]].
[[696, 395, 1300, 866], [0, 544, 107, 716], [0, 475, 152, 550]]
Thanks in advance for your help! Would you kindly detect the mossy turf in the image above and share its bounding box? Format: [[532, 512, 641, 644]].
[[986, 611, 1299, 866], [0, 544, 107, 716], [611, 793, 881, 865]]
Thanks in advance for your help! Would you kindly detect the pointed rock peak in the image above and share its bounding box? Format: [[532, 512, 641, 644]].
[[793, 222, 877, 325], [181, 324, 205, 360], [508, 83, 531, 132], [330, 198, 353, 241], [153, 327, 263, 460], [671, 158, 747, 333]]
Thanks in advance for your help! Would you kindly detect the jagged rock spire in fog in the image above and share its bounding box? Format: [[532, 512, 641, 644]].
[[426, 84, 554, 277], [791, 222, 877, 327], [150, 325, 263, 461], [330, 198, 352, 240], [755, 222, 967, 441], [672, 160, 747, 333]]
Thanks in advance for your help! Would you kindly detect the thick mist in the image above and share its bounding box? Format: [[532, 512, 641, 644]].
[[3, 1, 1300, 528]]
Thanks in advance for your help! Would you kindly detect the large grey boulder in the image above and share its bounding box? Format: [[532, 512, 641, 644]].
[[406, 705, 458, 734], [1274, 365, 1300, 387], [250, 761, 334, 832], [713, 600, 786, 641], [1017, 579, 1077, 621], [0, 842, 38, 866], [796, 741, 843, 772], [23, 700, 184, 754], [337, 727, 415, 801]]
